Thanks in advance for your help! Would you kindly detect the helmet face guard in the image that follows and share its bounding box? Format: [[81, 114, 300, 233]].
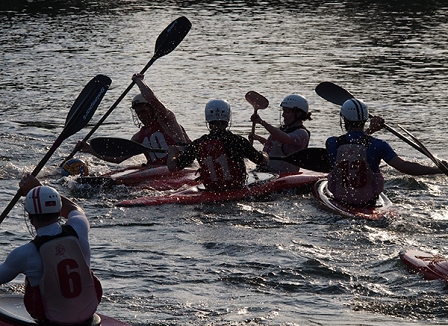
[[25, 186, 62, 215]]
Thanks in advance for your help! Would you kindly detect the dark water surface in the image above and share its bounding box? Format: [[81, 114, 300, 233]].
[[1, 1, 448, 325]]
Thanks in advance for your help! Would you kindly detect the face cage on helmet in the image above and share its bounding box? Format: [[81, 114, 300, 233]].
[[130, 107, 142, 128], [205, 117, 232, 131], [279, 107, 304, 128]]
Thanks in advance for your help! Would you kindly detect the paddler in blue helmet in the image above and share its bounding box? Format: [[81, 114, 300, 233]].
[[168, 99, 269, 191], [76, 73, 190, 166], [0, 174, 102, 324], [326, 98, 445, 207], [250, 94, 312, 173]]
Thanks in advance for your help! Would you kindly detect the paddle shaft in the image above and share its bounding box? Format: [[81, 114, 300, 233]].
[[0, 139, 63, 224], [61, 17, 192, 165], [62, 59, 156, 163], [315, 82, 435, 159]]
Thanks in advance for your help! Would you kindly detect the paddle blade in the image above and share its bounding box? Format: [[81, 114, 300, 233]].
[[90, 137, 167, 159], [154, 16, 192, 60], [61, 75, 111, 140], [245, 91, 269, 110], [270, 148, 331, 173], [315, 82, 354, 106], [0, 75, 111, 225]]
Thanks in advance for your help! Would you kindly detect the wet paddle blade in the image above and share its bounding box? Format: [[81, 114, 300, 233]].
[[245, 91, 269, 110], [60, 17, 192, 165], [0, 75, 111, 224], [315, 82, 354, 106], [270, 148, 331, 173], [90, 137, 167, 159], [154, 16, 192, 60]]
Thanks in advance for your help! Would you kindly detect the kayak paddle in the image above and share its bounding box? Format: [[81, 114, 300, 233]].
[[60, 16, 192, 165], [0, 74, 112, 224], [269, 148, 331, 173], [90, 137, 167, 159], [397, 125, 448, 176], [314, 81, 436, 159], [245, 91, 269, 145]]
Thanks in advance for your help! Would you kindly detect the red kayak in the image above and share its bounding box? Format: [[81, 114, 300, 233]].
[[400, 249, 448, 281], [116, 169, 326, 207], [0, 295, 130, 326], [78, 165, 199, 191], [312, 179, 398, 220]]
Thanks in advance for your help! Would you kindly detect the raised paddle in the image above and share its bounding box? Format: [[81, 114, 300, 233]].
[[315, 81, 430, 157], [245, 91, 269, 145], [269, 148, 331, 173], [0, 74, 112, 224], [90, 137, 167, 159], [60, 16, 192, 165]]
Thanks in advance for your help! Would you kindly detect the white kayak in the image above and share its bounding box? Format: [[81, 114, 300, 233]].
[[312, 179, 398, 220], [0, 295, 130, 326]]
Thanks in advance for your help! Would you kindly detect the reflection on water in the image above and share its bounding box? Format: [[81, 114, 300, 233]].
[[1, 1, 448, 325]]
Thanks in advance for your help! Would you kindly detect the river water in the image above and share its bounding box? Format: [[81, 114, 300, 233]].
[[1, 1, 448, 325]]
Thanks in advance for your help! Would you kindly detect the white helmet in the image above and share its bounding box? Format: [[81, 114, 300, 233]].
[[25, 186, 62, 215], [340, 99, 368, 122], [132, 94, 149, 108], [205, 99, 231, 123], [280, 94, 309, 113]]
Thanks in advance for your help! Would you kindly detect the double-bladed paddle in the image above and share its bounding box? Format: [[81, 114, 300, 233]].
[[60, 16, 192, 165], [90, 137, 167, 159], [269, 148, 331, 173], [0, 74, 112, 224], [245, 91, 269, 145], [315, 81, 444, 161]]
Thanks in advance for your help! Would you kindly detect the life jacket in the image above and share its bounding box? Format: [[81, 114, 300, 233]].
[[278, 124, 310, 155], [197, 137, 247, 191], [136, 121, 179, 165], [26, 225, 101, 325], [327, 135, 384, 206]]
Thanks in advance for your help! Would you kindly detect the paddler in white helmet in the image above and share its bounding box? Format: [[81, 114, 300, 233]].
[[326, 98, 446, 207], [76, 73, 190, 166], [0, 174, 102, 324], [250, 94, 312, 173], [168, 99, 269, 191]]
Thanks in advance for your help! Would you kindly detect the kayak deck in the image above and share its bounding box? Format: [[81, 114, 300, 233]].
[[116, 169, 327, 207], [400, 249, 448, 281], [312, 179, 398, 220]]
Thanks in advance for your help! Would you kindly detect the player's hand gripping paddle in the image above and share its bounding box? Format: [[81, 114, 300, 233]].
[[245, 91, 269, 145], [60, 16, 192, 165], [0, 75, 112, 224]]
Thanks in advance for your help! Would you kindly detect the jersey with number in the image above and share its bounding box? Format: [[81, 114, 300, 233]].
[[28, 225, 100, 324], [175, 130, 266, 191], [134, 121, 179, 165], [327, 135, 384, 206]]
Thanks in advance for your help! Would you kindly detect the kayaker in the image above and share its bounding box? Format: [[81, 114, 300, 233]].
[[249, 94, 311, 173], [326, 98, 445, 207], [167, 99, 269, 191], [0, 174, 102, 325], [76, 73, 190, 165]]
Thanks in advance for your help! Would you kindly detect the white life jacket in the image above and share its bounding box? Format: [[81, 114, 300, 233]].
[[34, 226, 99, 325], [328, 135, 384, 206]]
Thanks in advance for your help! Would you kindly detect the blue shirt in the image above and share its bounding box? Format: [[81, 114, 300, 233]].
[[325, 131, 398, 173]]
